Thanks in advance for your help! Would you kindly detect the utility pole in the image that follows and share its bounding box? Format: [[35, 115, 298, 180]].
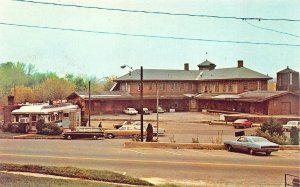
[[88, 81, 91, 127], [140, 66, 144, 142], [156, 81, 159, 141]]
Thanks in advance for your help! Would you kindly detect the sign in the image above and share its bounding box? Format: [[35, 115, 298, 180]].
[[235, 131, 245, 137]]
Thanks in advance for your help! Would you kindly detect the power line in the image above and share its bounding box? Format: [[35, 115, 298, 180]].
[[244, 20, 299, 37], [0, 22, 299, 47], [13, 0, 300, 22]]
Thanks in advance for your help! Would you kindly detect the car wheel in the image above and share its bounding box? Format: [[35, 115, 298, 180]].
[[234, 126, 237, 129], [249, 149, 255, 155], [266, 151, 271, 156], [227, 145, 233, 152], [107, 133, 114, 139], [67, 135, 72, 140], [92, 135, 98, 140]]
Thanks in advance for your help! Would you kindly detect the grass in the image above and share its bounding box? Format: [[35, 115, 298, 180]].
[[0, 172, 128, 187], [0, 163, 153, 186], [0, 131, 24, 139]]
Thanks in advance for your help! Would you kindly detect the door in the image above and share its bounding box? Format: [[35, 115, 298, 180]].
[[189, 99, 198, 112], [280, 102, 291, 115]]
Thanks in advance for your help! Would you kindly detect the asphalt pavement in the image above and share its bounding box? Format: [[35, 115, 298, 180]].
[[0, 139, 299, 186]]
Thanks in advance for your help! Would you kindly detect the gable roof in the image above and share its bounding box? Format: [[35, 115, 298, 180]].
[[116, 67, 271, 81]]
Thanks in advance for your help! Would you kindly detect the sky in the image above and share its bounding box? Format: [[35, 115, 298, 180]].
[[0, 0, 299, 79]]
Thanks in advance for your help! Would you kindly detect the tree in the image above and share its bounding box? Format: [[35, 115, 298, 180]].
[[37, 77, 75, 101], [10, 86, 35, 103], [290, 127, 299, 145]]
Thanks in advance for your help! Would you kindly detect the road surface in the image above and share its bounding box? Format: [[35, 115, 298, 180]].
[[0, 139, 299, 186]]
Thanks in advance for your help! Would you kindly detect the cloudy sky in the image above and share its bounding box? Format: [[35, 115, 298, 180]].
[[0, 0, 299, 79]]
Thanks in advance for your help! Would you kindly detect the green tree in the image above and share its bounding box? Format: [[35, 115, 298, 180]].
[[290, 127, 299, 145]]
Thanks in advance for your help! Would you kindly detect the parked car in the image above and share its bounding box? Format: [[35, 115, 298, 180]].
[[132, 121, 166, 136], [105, 125, 146, 139], [224, 136, 279, 155], [141, 108, 151, 115], [113, 121, 133, 129], [282, 121, 300, 131], [123, 108, 138, 115], [232, 119, 253, 128], [153, 106, 165, 113], [63, 127, 104, 140]]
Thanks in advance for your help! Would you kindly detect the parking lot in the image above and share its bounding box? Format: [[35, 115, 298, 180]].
[[90, 112, 258, 143]]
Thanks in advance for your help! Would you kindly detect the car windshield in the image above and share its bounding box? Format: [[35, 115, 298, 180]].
[[252, 137, 269, 142]]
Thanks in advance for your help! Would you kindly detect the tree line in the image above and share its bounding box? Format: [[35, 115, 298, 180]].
[[0, 62, 116, 104]]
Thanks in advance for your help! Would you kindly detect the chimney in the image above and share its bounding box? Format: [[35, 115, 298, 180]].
[[238, 60, 244, 68], [8, 95, 14, 105], [184, 63, 189, 71]]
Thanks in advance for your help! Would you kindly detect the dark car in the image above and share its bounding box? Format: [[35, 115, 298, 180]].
[[63, 127, 104, 140]]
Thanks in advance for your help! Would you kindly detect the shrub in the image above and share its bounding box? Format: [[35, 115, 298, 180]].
[[169, 134, 176, 143], [290, 127, 299, 145], [209, 130, 223, 144], [39, 123, 63, 136], [2, 123, 13, 132], [256, 129, 288, 145], [261, 119, 284, 136], [192, 135, 199, 143], [36, 119, 46, 133]]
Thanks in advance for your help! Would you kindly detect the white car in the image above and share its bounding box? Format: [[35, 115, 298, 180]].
[[132, 121, 166, 136], [282, 121, 300, 131], [123, 108, 138, 115]]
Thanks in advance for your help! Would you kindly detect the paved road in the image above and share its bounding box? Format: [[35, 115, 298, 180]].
[[0, 139, 299, 186]]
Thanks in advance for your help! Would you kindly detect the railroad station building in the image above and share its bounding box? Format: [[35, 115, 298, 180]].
[[67, 60, 300, 116]]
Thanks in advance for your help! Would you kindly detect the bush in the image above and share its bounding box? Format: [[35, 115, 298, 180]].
[[261, 119, 284, 136], [256, 129, 288, 145], [1, 123, 29, 133], [39, 123, 63, 136], [36, 119, 63, 135], [290, 127, 299, 145], [36, 119, 46, 133], [2, 123, 13, 132]]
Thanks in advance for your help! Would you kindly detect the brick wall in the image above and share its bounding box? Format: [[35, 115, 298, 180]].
[[120, 81, 198, 96], [267, 94, 300, 115]]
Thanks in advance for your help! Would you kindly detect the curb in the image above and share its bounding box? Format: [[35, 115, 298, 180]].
[[124, 142, 225, 150], [124, 142, 300, 150]]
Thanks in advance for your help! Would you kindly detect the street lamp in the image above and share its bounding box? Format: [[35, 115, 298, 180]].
[[88, 77, 108, 127], [121, 65, 144, 142]]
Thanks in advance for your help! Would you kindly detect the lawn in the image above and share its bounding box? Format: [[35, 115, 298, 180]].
[[0, 172, 131, 187], [0, 163, 153, 186]]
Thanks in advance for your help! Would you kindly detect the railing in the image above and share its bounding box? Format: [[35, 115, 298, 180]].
[[285, 174, 300, 187]]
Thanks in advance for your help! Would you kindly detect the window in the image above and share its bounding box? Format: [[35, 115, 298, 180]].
[[223, 83, 226, 92], [149, 83, 153, 90], [243, 82, 248, 91], [31, 115, 37, 122], [257, 81, 261, 90], [215, 82, 219, 92], [228, 82, 233, 92], [180, 83, 185, 90], [63, 113, 69, 118], [189, 83, 193, 90], [159, 82, 165, 90], [171, 82, 176, 90]]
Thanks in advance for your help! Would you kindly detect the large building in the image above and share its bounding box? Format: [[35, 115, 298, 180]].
[[67, 60, 299, 116]]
